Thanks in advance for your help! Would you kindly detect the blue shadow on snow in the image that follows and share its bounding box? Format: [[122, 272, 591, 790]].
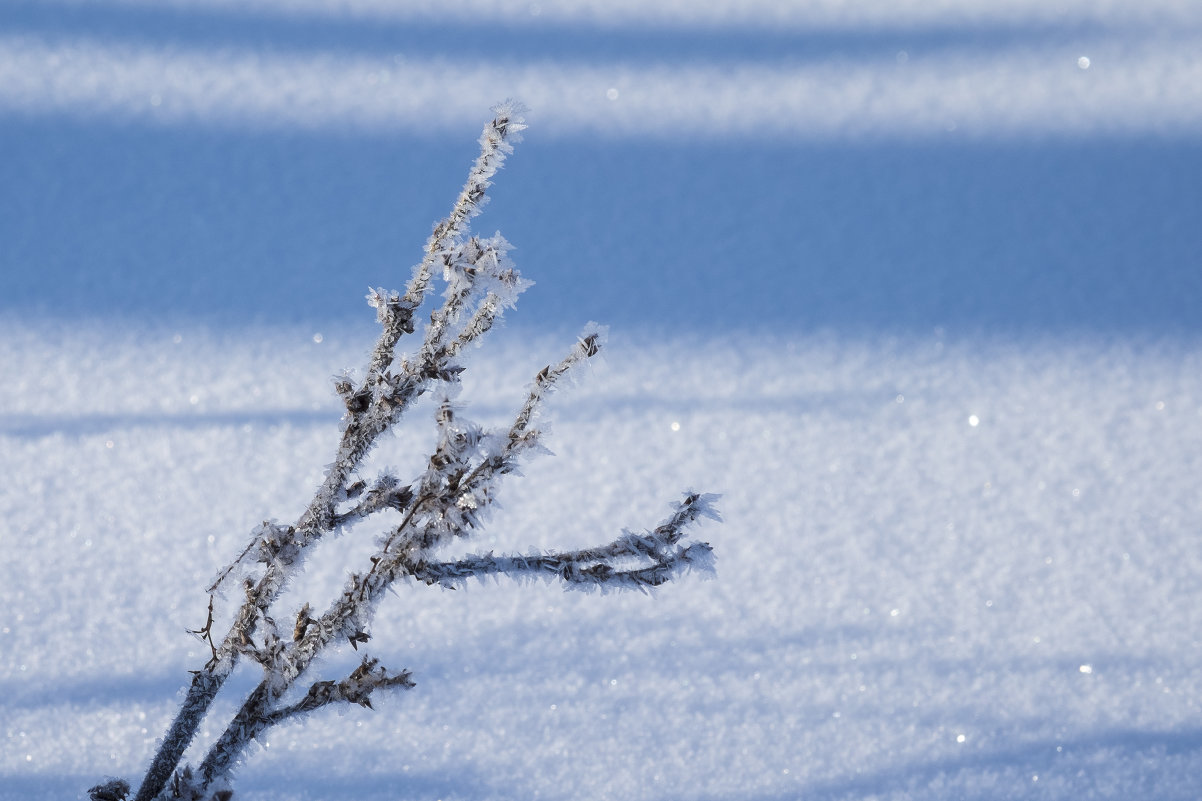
[[1, 119, 1199, 337]]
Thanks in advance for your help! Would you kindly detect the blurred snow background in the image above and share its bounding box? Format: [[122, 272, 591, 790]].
[[2, 1, 1201, 799]]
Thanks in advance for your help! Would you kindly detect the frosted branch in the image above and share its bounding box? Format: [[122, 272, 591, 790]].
[[271, 657, 416, 721], [118, 105, 715, 801], [407, 492, 719, 592], [366, 103, 526, 377]]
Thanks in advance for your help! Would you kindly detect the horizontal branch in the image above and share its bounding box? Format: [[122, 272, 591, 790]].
[[405, 492, 720, 593], [408, 540, 715, 593]]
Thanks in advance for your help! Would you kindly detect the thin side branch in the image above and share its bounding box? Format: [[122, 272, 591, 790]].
[[406, 492, 720, 592]]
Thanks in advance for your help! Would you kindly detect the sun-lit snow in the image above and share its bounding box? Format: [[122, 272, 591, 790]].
[[2, 325, 1202, 800], [2, 32, 1201, 138]]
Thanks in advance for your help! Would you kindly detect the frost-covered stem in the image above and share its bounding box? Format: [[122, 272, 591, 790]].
[[197, 683, 273, 787], [199, 658, 415, 783], [406, 492, 720, 591], [429, 106, 525, 267], [197, 337, 610, 779], [445, 292, 503, 357], [369, 103, 525, 376], [509, 330, 602, 433], [132, 104, 526, 801], [189, 423, 451, 793], [196, 593, 414, 787], [409, 541, 713, 590], [133, 671, 221, 801], [121, 103, 718, 801], [269, 657, 415, 722], [200, 654, 416, 786]]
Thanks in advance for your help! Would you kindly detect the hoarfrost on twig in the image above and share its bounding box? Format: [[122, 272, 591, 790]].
[[112, 102, 717, 801]]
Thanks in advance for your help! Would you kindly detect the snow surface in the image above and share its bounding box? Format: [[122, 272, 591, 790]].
[[3, 2, 1202, 800], [4, 325, 1202, 800]]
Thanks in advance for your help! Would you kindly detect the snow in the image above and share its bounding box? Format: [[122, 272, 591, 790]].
[[2, 2, 1202, 799], [4, 326, 1202, 800]]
